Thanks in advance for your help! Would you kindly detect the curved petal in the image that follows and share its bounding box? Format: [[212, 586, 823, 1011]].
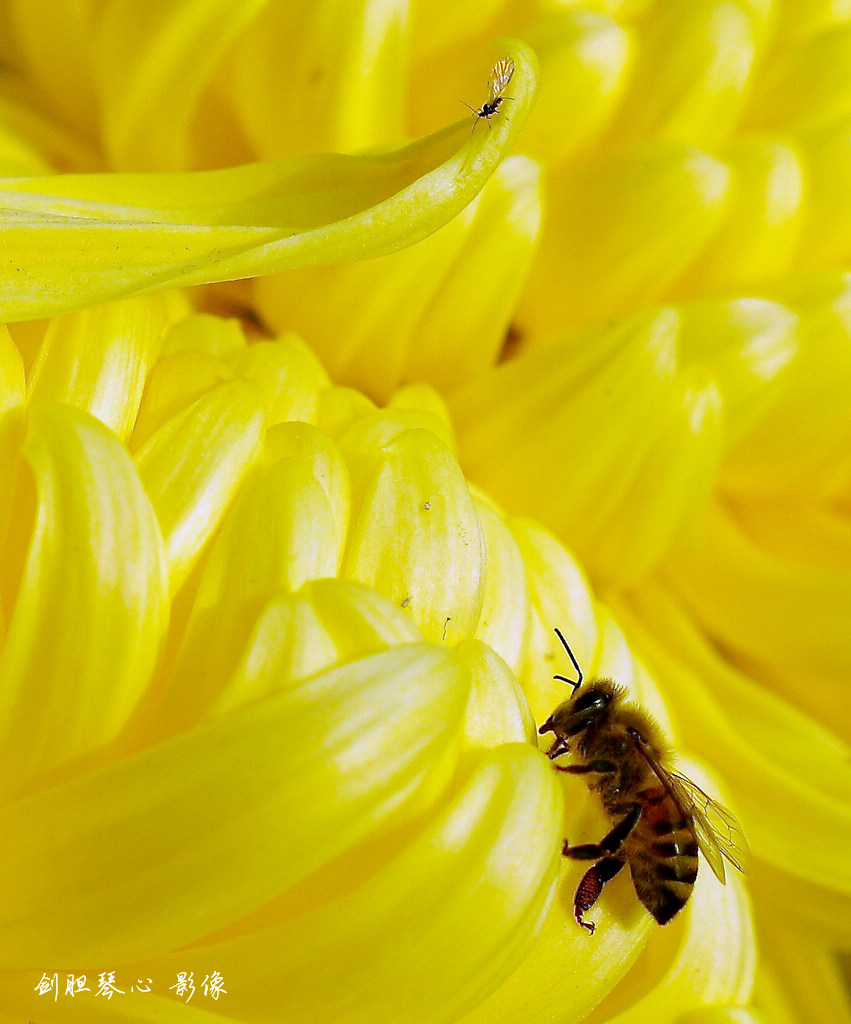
[[131, 743, 563, 1024], [342, 426, 486, 644], [0, 39, 539, 321], [602, 0, 760, 148], [255, 153, 543, 399], [0, 643, 470, 966], [26, 294, 175, 440], [93, 0, 272, 170], [471, 493, 530, 674], [0, 403, 168, 795], [516, 141, 730, 341], [134, 380, 266, 591], [451, 307, 679, 559], [0, 325, 25, 412], [228, 0, 408, 157], [132, 427, 351, 741]]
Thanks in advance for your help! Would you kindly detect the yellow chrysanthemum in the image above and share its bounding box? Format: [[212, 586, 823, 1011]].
[[1, 0, 849, 1022]]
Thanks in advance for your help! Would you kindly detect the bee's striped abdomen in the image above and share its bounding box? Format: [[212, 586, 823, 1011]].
[[627, 788, 700, 924]]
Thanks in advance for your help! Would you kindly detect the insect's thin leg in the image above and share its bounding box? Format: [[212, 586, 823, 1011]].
[[562, 804, 641, 860], [573, 857, 626, 934], [553, 627, 583, 690]]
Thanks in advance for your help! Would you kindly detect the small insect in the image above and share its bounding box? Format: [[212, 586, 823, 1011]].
[[463, 57, 515, 131], [538, 627, 749, 935]]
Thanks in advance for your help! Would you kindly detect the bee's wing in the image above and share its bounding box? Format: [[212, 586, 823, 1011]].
[[665, 769, 751, 883]]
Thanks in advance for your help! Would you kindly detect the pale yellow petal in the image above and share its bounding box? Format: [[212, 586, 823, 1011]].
[[132, 743, 562, 1024], [458, 638, 536, 747], [519, 9, 632, 164], [603, 0, 760, 148], [0, 325, 25, 412], [228, 0, 407, 157], [0, 403, 168, 795], [451, 308, 679, 558], [472, 493, 530, 674], [672, 137, 804, 294], [405, 155, 542, 389], [509, 518, 599, 723], [343, 426, 486, 643], [133, 429, 349, 742], [743, 24, 851, 132], [93, 0, 271, 170], [211, 578, 422, 716], [6, 0, 98, 140], [0, 39, 539, 321], [0, 643, 470, 966], [517, 143, 730, 340], [27, 294, 174, 440], [134, 380, 266, 591], [227, 334, 330, 425]]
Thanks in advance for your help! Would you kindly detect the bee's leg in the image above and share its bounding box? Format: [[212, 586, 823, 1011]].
[[553, 759, 616, 775], [562, 803, 641, 860], [573, 857, 625, 934]]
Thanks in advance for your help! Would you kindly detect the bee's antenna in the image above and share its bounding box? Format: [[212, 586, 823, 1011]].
[[553, 627, 583, 692]]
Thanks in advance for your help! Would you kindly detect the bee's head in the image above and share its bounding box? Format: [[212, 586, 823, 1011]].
[[538, 680, 618, 760]]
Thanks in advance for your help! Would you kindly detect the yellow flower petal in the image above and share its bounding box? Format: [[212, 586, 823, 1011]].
[[229, 334, 330, 425], [457, 830, 652, 1024], [665, 499, 851, 700], [0, 39, 539, 322], [589, 369, 723, 586], [519, 9, 632, 164], [0, 643, 470, 966], [459, 637, 536, 747], [603, 0, 761, 148], [517, 141, 730, 339], [795, 115, 851, 271], [451, 307, 678, 559], [719, 275, 851, 490], [342, 425, 485, 644], [678, 296, 799, 449], [0, 403, 168, 796], [130, 347, 237, 450], [211, 578, 422, 716], [672, 136, 804, 294], [133, 426, 350, 743], [471, 493, 530, 673], [94, 0, 271, 170], [132, 743, 562, 1024], [756, 912, 851, 1024], [6, 0, 98, 140], [27, 294, 174, 440], [256, 153, 542, 400], [134, 380, 266, 591], [0, 324, 25, 412], [508, 518, 598, 722], [228, 0, 407, 157], [743, 24, 851, 132], [404, 155, 542, 391]]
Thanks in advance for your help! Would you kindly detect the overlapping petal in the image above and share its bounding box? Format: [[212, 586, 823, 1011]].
[[3, 0, 850, 1019], [0, 403, 168, 797], [0, 38, 538, 322], [0, 642, 472, 966]]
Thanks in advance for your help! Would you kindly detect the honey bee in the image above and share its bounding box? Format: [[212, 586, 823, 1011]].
[[463, 57, 515, 130], [538, 627, 749, 934]]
